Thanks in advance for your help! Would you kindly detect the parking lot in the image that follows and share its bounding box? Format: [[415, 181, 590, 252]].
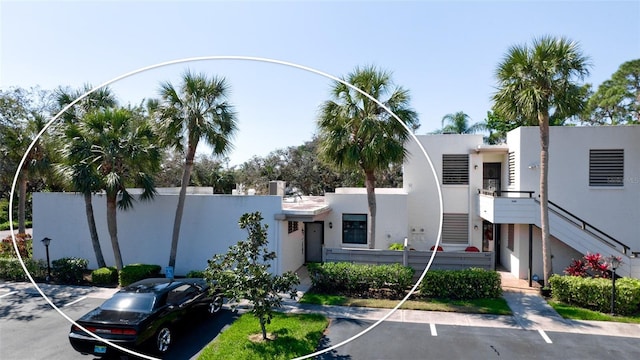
[[0, 282, 234, 359]]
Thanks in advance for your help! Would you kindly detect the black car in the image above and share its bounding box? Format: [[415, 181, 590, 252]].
[[68, 278, 223, 357]]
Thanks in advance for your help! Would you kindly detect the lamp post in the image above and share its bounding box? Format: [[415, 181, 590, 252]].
[[609, 255, 621, 315], [41, 237, 52, 282]]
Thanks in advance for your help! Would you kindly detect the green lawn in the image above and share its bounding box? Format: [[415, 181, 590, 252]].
[[197, 312, 328, 360], [548, 300, 640, 324], [300, 291, 512, 315]]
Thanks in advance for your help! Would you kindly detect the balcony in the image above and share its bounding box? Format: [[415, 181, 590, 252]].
[[478, 190, 537, 224]]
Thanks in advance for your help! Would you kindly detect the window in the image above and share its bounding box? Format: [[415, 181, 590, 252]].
[[342, 214, 367, 245], [288, 221, 299, 234], [507, 224, 514, 251], [589, 149, 624, 187], [442, 154, 469, 185], [442, 213, 468, 244], [508, 152, 516, 186]]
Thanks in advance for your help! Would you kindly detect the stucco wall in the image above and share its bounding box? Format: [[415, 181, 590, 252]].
[[323, 188, 409, 250], [403, 134, 485, 250], [507, 126, 640, 252], [32, 193, 290, 276]]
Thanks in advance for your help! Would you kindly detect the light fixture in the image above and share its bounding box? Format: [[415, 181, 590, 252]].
[[609, 255, 622, 314], [474, 164, 478, 170], [41, 237, 52, 282], [473, 225, 479, 230], [329, 222, 333, 229]]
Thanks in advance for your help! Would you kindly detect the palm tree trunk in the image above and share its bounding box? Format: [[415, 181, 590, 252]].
[[168, 145, 196, 269], [84, 192, 106, 268], [364, 170, 377, 249], [538, 111, 552, 286], [106, 195, 124, 270], [18, 171, 27, 235]]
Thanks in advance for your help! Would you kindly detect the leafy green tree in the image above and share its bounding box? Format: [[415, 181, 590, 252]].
[[583, 59, 640, 125], [156, 71, 238, 270], [317, 66, 418, 248], [434, 111, 486, 134], [55, 85, 117, 268], [78, 107, 161, 269], [205, 212, 299, 341], [493, 36, 590, 286], [0, 87, 57, 234]]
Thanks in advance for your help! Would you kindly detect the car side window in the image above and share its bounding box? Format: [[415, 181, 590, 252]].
[[166, 284, 196, 305]]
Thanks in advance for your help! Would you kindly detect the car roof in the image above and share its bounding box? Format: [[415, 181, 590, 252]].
[[120, 278, 207, 294]]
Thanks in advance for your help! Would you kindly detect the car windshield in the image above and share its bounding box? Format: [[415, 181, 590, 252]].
[[100, 293, 156, 313]]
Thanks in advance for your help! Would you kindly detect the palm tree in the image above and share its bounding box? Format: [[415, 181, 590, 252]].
[[55, 85, 116, 268], [80, 107, 161, 270], [317, 65, 419, 249], [436, 111, 486, 134], [493, 36, 590, 286], [156, 71, 238, 270]]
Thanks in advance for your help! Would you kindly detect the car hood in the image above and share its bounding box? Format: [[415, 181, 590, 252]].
[[78, 308, 150, 326]]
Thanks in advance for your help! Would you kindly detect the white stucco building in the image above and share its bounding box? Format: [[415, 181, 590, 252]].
[[32, 125, 640, 280]]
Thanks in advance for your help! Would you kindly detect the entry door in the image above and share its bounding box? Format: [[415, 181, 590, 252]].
[[305, 222, 323, 263]]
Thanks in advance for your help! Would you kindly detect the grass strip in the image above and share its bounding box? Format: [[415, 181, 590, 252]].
[[198, 312, 328, 360], [548, 300, 640, 324]]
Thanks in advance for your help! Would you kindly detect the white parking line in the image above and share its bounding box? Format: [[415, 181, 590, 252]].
[[538, 329, 552, 343], [0, 291, 17, 299], [430, 323, 437, 336], [64, 296, 87, 307]]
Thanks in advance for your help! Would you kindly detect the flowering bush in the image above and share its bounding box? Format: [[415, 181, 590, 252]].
[[564, 252, 619, 279], [0, 233, 32, 259]]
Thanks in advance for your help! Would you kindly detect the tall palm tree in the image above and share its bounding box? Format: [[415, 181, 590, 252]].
[[317, 65, 419, 249], [80, 107, 161, 270], [493, 36, 590, 286], [55, 85, 116, 268], [156, 71, 238, 270], [436, 111, 486, 134]]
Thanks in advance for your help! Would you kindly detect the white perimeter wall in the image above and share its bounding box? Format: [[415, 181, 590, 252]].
[[507, 126, 640, 252], [32, 193, 292, 276], [403, 134, 485, 250], [324, 188, 408, 250]]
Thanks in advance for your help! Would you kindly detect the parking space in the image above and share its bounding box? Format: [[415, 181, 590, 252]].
[[0, 285, 234, 359]]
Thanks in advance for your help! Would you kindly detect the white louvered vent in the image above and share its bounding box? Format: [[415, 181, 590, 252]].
[[442, 154, 469, 185], [589, 149, 623, 187], [442, 213, 468, 244]]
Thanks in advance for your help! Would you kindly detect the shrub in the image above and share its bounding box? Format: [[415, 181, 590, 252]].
[[388, 243, 404, 251], [549, 274, 640, 315], [119, 263, 161, 286], [0, 258, 46, 281], [186, 270, 205, 278], [91, 267, 118, 285], [419, 268, 502, 300], [308, 262, 414, 298], [430, 245, 444, 252], [52, 257, 89, 284], [1, 233, 33, 259], [564, 252, 614, 279]]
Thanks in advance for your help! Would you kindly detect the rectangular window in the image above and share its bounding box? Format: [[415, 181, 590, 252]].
[[342, 214, 367, 245], [287, 221, 299, 234], [442, 154, 469, 185], [508, 152, 516, 186], [507, 224, 514, 251], [442, 213, 468, 244], [589, 149, 624, 186]]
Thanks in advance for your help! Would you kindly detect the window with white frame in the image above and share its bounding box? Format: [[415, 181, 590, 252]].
[[589, 149, 624, 187], [342, 214, 367, 245], [442, 154, 469, 185], [442, 213, 468, 244], [287, 221, 299, 234]]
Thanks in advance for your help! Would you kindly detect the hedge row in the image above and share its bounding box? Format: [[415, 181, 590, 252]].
[[549, 274, 640, 315], [308, 262, 415, 297], [118, 264, 162, 286], [419, 268, 502, 300], [0, 258, 47, 281], [52, 257, 89, 284], [91, 267, 119, 285]]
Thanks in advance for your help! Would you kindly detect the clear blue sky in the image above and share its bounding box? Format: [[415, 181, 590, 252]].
[[2, 0, 639, 166]]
